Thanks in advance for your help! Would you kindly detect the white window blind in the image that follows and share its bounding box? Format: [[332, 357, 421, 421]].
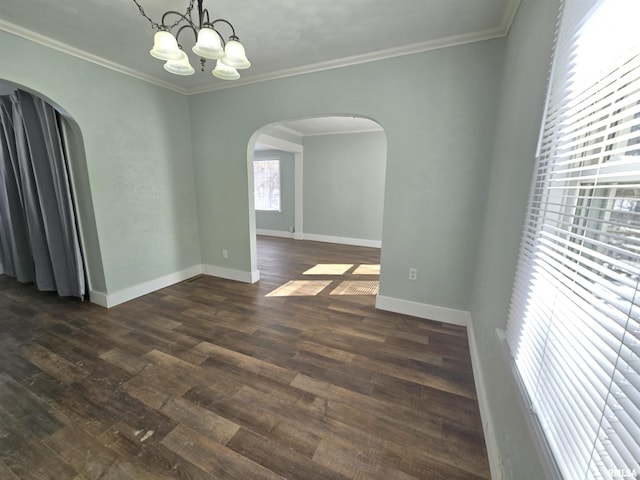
[[506, 1, 640, 479]]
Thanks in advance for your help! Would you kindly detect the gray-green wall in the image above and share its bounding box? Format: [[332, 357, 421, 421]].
[[189, 40, 504, 306], [0, 29, 201, 297], [303, 132, 386, 242], [470, 0, 559, 478], [254, 149, 295, 233]]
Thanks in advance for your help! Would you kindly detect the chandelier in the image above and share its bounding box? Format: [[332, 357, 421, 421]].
[[132, 0, 250, 80]]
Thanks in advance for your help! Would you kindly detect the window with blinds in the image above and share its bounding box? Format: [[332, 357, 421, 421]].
[[506, 0, 640, 478]]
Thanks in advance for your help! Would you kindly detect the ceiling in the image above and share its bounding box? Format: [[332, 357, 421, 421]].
[[0, 0, 520, 95]]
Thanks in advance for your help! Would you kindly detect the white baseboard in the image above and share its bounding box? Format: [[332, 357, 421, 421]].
[[301, 233, 382, 249], [202, 264, 260, 283], [256, 229, 294, 239], [468, 320, 502, 480], [89, 264, 258, 308], [375, 295, 470, 326], [88, 290, 109, 308], [90, 265, 203, 308]]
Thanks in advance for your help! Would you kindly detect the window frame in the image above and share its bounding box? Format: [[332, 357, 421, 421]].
[[253, 158, 282, 213]]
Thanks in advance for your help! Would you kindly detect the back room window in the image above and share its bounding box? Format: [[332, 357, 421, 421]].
[[254, 159, 281, 212]]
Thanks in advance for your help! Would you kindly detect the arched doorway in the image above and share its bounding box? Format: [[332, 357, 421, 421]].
[[0, 79, 103, 299], [246, 114, 387, 286]]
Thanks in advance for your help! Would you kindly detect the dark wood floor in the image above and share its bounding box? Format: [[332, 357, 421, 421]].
[[0, 236, 490, 479]]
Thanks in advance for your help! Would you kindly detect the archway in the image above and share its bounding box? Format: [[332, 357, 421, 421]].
[[0, 79, 105, 298], [246, 114, 387, 283]]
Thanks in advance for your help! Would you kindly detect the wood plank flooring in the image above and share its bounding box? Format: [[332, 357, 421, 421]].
[[0, 236, 490, 479]]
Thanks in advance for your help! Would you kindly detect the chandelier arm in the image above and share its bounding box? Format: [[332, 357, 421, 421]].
[[200, 8, 211, 28], [207, 18, 237, 38], [174, 23, 198, 47]]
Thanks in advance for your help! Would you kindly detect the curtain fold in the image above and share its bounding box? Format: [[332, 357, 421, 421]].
[[0, 90, 85, 298], [0, 95, 34, 282]]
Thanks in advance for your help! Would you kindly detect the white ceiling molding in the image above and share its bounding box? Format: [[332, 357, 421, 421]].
[[270, 124, 304, 139], [279, 122, 384, 138], [500, 0, 522, 36], [301, 127, 383, 137], [256, 134, 304, 153], [187, 23, 516, 95], [0, 19, 187, 95], [271, 116, 383, 138]]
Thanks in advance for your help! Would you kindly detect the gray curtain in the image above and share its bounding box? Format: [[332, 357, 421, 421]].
[[0, 90, 85, 298]]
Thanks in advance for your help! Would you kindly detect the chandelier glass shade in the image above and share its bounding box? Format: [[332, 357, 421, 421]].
[[212, 60, 240, 80], [163, 50, 196, 76], [133, 0, 250, 80]]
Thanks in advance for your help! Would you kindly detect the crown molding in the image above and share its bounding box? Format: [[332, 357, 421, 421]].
[[302, 127, 384, 137], [0, 19, 187, 95], [501, 0, 522, 36], [187, 23, 513, 95], [256, 134, 304, 153], [270, 124, 304, 138], [189, 0, 523, 95], [265, 123, 382, 139], [1, 0, 520, 97]]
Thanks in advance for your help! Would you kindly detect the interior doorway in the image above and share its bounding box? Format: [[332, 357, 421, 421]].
[[251, 115, 386, 245], [248, 114, 387, 287], [0, 79, 100, 300]]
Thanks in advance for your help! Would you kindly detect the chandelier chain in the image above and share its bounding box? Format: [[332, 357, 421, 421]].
[[132, 0, 196, 30]]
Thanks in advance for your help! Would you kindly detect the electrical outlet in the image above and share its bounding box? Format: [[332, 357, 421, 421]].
[[408, 268, 417, 280], [222, 249, 228, 259]]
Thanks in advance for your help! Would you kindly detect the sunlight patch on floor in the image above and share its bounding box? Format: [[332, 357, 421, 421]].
[[330, 280, 379, 296], [265, 280, 332, 297], [267, 263, 381, 297], [303, 264, 353, 275], [353, 264, 380, 275]]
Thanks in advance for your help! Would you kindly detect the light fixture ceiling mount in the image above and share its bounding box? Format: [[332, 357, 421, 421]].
[[132, 0, 250, 80]]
